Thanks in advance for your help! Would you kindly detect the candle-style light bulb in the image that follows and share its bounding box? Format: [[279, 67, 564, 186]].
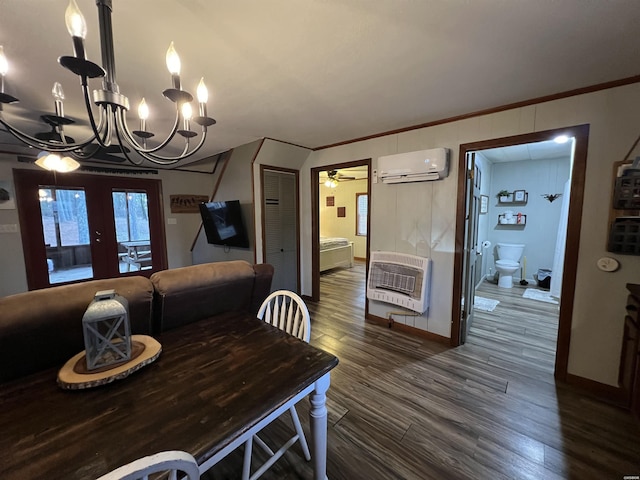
[[166, 42, 181, 74], [181, 102, 192, 131], [52, 82, 65, 101], [65, 0, 87, 39], [197, 78, 208, 103], [138, 98, 149, 120], [0, 46, 8, 77], [196, 77, 209, 117], [65, 0, 87, 59], [182, 102, 192, 120], [52, 82, 65, 117], [137, 97, 149, 133], [166, 42, 181, 90], [0, 46, 8, 94]]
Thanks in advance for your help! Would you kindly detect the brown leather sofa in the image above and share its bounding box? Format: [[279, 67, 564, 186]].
[[0, 261, 274, 384]]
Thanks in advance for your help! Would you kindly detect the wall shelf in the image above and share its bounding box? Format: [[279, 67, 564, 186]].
[[497, 213, 526, 226], [497, 190, 528, 205], [607, 161, 640, 255]]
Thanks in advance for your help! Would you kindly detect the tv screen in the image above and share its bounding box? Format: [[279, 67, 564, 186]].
[[199, 200, 250, 248]]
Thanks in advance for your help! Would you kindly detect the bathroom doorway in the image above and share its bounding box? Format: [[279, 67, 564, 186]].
[[452, 125, 590, 381]]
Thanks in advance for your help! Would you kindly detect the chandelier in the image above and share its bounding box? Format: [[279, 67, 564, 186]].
[[0, 0, 216, 171]]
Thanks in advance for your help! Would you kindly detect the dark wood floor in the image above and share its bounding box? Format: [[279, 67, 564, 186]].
[[204, 262, 640, 479]]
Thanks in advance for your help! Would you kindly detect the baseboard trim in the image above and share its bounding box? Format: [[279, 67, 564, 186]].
[[366, 313, 450, 345], [354, 256, 367, 262], [565, 373, 629, 408]]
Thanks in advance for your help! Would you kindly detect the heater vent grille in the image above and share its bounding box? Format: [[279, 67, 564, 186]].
[[367, 251, 431, 313]]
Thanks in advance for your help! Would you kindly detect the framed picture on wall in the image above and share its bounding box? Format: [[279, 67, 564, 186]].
[[480, 195, 488, 214], [514, 190, 527, 202]]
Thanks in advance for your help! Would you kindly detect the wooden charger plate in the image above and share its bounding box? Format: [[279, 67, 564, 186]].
[[57, 335, 162, 390]]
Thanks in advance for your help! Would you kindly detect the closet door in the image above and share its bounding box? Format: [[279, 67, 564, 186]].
[[262, 168, 299, 292]]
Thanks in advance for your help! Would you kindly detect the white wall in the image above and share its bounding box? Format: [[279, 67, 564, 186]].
[[192, 141, 261, 265], [300, 82, 640, 387], [319, 178, 367, 259], [0, 157, 27, 296]]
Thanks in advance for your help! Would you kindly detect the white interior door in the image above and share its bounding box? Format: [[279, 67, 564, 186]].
[[461, 152, 481, 344]]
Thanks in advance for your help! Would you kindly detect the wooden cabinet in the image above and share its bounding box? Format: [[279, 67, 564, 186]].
[[619, 283, 640, 417]]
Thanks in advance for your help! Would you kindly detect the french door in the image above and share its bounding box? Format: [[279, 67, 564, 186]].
[[14, 169, 167, 290]]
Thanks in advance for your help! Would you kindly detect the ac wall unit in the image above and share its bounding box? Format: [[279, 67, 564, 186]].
[[366, 251, 431, 314], [378, 147, 449, 183]]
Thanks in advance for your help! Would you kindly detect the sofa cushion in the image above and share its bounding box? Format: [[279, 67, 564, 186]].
[[0, 276, 154, 384], [151, 260, 273, 332]]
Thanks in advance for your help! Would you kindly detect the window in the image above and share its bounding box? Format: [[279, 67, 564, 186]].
[[356, 193, 368, 236]]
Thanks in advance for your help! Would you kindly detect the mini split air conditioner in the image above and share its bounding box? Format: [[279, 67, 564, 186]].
[[377, 147, 449, 183]]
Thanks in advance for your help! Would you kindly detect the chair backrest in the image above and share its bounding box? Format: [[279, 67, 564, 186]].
[[95, 450, 199, 480], [257, 290, 311, 342]]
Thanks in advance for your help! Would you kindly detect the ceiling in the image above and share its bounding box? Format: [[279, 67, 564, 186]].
[[479, 139, 573, 164], [1, 1, 639, 169]]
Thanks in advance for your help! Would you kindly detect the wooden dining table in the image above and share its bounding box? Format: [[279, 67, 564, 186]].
[[0, 312, 339, 479]]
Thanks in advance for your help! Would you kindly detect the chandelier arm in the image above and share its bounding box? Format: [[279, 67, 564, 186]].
[[143, 128, 208, 163], [113, 115, 176, 166], [0, 116, 97, 153], [115, 106, 182, 155], [81, 82, 112, 149]]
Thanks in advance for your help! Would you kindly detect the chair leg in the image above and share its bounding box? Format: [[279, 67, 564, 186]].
[[289, 406, 311, 461], [242, 437, 253, 480]]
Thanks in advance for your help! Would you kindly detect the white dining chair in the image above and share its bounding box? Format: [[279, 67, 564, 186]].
[[95, 450, 200, 480], [242, 290, 312, 480]]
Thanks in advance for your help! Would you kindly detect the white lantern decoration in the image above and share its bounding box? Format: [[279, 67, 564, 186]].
[[82, 290, 131, 370]]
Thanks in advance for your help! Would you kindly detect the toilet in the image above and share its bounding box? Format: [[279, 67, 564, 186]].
[[495, 243, 525, 288]]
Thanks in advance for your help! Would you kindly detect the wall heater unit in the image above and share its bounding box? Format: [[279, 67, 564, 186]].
[[366, 251, 431, 314]]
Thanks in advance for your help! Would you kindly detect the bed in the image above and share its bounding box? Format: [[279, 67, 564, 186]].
[[320, 237, 354, 272]]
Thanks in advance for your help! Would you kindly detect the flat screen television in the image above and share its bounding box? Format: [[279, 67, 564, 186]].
[[199, 200, 250, 248]]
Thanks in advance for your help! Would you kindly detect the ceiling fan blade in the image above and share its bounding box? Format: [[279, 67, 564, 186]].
[[76, 144, 129, 163]]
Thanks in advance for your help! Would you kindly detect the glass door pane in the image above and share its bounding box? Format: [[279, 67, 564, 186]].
[[39, 186, 94, 284], [113, 190, 152, 273]]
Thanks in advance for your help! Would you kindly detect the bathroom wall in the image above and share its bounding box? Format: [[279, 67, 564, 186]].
[[487, 156, 571, 283]]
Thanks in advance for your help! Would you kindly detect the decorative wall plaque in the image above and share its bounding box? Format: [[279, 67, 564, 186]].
[[337, 206, 346, 218], [326, 196, 335, 207], [170, 194, 210, 213]]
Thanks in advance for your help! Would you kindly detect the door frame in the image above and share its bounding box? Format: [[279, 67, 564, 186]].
[[13, 168, 168, 290], [310, 158, 372, 303], [451, 124, 590, 381], [260, 164, 301, 293]]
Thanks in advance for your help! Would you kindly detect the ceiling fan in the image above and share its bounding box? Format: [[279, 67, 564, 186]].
[[323, 169, 356, 188]]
